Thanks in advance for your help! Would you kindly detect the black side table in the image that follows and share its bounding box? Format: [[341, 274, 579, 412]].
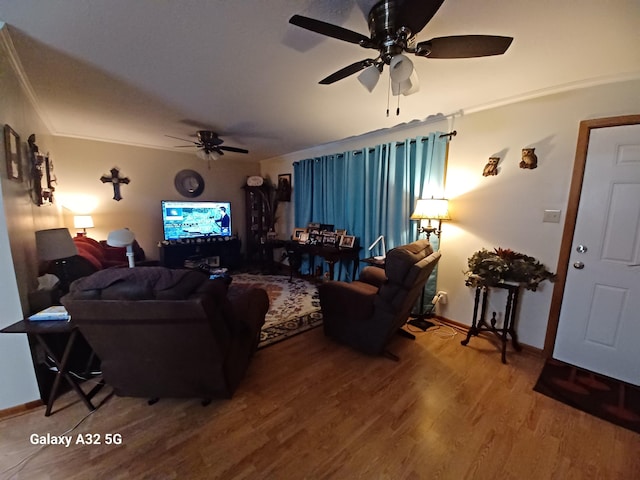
[[1, 319, 104, 416], [461, 283, 523, 363]]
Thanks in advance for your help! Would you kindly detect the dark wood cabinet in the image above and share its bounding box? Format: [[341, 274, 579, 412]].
[[243, 184, 275, 263], [159, 238, 242, 269]]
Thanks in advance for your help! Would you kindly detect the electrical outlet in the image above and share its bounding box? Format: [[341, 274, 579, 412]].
[[437, 291, 448, 305], [543, 209, 561, 223]]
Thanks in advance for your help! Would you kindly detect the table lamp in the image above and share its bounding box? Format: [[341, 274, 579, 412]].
[[35, 228, 78, 291], [410, 198, 451, 240], [73, 215, 94, 236]]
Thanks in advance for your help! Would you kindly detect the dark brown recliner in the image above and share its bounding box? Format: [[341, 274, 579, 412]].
[[319, 239, 441, 356], [61, 267, 268, 402]]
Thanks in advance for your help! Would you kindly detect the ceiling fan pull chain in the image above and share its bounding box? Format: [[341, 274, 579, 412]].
[[386, 71, 391, 117]]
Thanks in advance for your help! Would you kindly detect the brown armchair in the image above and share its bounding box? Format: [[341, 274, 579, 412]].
[[319, 239, 441, 356], [61, 267, 268, 403]]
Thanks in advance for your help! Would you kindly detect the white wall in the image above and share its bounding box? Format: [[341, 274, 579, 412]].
[[51, 137, 260, 258], [261, 78, 640, 349], [0, 23, 51, 409]]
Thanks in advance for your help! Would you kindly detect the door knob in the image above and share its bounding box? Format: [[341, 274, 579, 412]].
[[573, 261, 585, 269], [576, 245, 588, 253]]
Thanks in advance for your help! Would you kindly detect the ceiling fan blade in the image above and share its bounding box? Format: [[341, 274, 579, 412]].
[[165, 134, 198, 145], [319, 59, 376, 85], [416, 35, 513, 58], [396, 0, 445, 35], [289, 14, 372, 46], [173, 145, 197, 148], [219, 145, 249, 154]]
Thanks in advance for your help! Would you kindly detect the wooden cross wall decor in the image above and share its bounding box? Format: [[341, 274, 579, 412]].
[[100, 167, 130, 201]]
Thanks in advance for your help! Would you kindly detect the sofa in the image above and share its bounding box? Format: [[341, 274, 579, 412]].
[[319, 239, 441, 356], [61, 266, 269, 402]]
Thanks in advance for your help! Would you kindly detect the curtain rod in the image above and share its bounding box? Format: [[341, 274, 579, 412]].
[[294, 131, 458, 162]]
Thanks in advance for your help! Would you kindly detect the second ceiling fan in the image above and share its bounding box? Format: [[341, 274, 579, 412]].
[[289, 0, 513, 96], [167, 131, 249, 161]]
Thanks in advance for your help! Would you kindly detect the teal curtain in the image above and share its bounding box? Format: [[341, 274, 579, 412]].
[[293, 132, 448, 285]]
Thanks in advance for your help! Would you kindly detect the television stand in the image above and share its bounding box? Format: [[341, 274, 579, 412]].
[[159, 238, 241, 269]]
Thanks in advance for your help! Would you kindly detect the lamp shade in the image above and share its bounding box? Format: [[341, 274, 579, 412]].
[[35, 228, 78, 261], [410, 198, 451, 220], [73, 215, 94, 230], [389, 54, 414, 83], [107, 228, 136, 268], [357, 64, 381, 92], [107, 228, 135, 248], [391, 68, 420, 96]]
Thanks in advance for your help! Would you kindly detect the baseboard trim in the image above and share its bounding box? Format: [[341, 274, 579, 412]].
[[434, 315, 543, 357], [0, 399, 43, 420]]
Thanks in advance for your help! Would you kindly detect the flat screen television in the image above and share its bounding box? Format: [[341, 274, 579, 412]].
[[161, 200, 232, 241]]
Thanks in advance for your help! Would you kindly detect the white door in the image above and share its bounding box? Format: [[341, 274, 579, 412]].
[[554, 123, 640, 385]]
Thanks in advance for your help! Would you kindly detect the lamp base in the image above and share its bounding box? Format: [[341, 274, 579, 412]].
[[408, 317, 435, 331]]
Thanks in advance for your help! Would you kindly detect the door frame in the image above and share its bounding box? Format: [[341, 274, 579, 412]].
[[543, 114, 640, 357]]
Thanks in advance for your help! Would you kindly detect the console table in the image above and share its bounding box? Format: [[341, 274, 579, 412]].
[[284, 241, 361, 281], [461, 283, 523, 364], [1, 319, 104, 416]]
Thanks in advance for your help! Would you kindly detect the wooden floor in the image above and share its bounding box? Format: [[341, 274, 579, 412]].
[[1, 324, 639, 479]]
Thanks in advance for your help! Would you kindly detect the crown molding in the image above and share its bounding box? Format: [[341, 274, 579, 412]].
[[0, 24, 55, 133], [462, 71, 640, 116]]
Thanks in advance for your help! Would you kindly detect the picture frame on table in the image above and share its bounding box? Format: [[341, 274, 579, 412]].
[[335, 229, 347, 236], [4, 124, 22, 182], [339, 235, 355, 248], [308, 233, 323, 245], [298, 232, 310, 244], [307, 222, 320, 235], [322, 232, 338, 246], [292, 227, 307, 240]]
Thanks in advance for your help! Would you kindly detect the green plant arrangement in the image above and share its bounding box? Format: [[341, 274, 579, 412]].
[[465, 248, 557, 291]]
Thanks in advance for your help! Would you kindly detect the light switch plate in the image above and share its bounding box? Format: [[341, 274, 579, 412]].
[[543, 209, 561, 223]]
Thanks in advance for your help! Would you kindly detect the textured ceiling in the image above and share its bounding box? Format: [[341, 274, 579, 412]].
[[1, 0, 639, 162]]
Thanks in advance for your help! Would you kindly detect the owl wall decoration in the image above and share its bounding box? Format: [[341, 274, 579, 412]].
[[520, 148, 538, 169], [482, 157, 500, 176]]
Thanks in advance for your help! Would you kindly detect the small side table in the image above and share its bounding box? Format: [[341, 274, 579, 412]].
[[1, 319, 104, 416], [461, 283, 523, 363]]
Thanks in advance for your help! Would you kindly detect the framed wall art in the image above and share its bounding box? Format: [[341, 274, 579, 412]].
[[4, 124, 22, 182], [276, 173, 292, 202]]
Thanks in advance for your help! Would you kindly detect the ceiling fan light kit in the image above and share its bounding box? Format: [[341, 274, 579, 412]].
[[357, 64, 382, 92], [196, 149, 221, 162], [391, 68, 420, 96], [290, 0, 513, 103], [389, 54, 414, 83]]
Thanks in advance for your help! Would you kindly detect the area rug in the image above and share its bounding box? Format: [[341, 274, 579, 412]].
[[534, 359, 640, 434], [229, 274, 322, 348]]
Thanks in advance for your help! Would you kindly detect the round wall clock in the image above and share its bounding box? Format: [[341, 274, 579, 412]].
[[246, 175, 264, 187], [174, 169, 205, 198]]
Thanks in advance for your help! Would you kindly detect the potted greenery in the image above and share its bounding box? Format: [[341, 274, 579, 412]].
[[465, 248, 556, 291]]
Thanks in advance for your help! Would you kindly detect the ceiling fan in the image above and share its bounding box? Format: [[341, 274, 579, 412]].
[[289, 0, 513, 96], [166, 131, 249, 161]]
